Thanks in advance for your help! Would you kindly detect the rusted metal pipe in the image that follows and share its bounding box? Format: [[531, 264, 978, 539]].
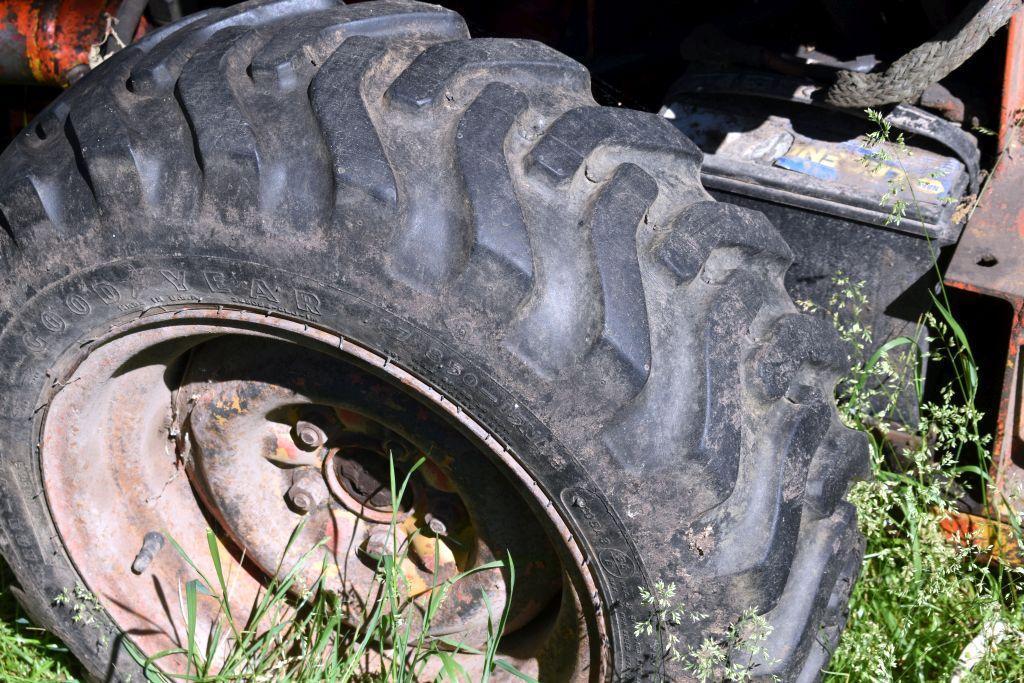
[[0, 0, 140, 87]]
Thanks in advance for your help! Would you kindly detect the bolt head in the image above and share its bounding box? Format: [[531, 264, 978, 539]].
[[285, 467, 328, 514], [424, 513, 447, 536], [294, 420, 326, 450], [362, 528, 407, 560], [289, 488, 315, 513], [286, 474, 326, 514]]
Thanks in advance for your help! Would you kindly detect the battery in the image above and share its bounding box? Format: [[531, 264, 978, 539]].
[[662, 72, 978, 326], [661, 70, 981, 414]]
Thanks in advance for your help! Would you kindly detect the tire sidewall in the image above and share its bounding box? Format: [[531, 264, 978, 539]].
[[0, 252, 662, 680]]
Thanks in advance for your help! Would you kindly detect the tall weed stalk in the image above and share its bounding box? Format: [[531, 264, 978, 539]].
[[825, 111, 1024, 681], [129, 457, 533, 683]]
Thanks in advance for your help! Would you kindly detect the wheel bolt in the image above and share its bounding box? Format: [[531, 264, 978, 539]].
[[131, 531, 165, 575], [295, 420, 326, 450], [362, 528, 407, 561], [286, 470, 327, 514], [424, 512, 447, 537]]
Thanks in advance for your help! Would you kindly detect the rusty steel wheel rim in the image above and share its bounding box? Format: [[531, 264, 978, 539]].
[[38, 306, 606, 680]]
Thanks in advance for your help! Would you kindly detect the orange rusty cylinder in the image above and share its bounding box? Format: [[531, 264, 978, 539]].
[[0, 0, 123, 86]]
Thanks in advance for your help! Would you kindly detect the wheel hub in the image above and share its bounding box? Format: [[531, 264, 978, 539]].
[[329, 446, 397, 511], [38, 309, 602, 679], [180, 336, 553, 640]]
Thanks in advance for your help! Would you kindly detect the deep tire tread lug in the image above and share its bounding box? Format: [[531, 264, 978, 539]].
[[654, 201, 793, 284], [310, 36, 399, 207], [452, 82, 534, 313], [526, 106, 700, 184], [387, 37, 589, 110], [589, 163, 657, 388], [250, 1, 467, 92]]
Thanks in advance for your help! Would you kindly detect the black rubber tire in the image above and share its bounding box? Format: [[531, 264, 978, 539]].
[[0, 1, 869, 680]]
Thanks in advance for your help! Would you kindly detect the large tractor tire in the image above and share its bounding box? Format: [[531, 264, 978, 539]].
[[0, 1, 869, 680]]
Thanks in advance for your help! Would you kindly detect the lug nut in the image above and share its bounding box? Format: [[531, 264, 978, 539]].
[[362, 527, 407, 562], [424, 512, 447, 537], [295, 420, 327, 450], [286, 469, 328, 514], [131, 531, 165, 575], [287, 485, 316, 513]]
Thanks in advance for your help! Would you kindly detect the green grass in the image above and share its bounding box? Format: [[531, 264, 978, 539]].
[[0, 458, 530, 682], [821, 111, 1024, 681], [807, 275, 1024, 682], [0, 559, 80, 682]]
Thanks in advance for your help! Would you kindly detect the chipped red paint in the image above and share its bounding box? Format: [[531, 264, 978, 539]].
[[0, 0, 124, 86], [1000, 13, 1024, 150], [946, 13, 1024, 537]]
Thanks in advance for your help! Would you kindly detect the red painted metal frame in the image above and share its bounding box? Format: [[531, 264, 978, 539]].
[[0, 0, 122, 86], [999, 14, 1024, 149], [945, 12, 1024, 520]]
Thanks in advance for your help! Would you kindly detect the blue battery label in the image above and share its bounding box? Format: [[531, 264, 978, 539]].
[[775, 137, 958, 204]]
